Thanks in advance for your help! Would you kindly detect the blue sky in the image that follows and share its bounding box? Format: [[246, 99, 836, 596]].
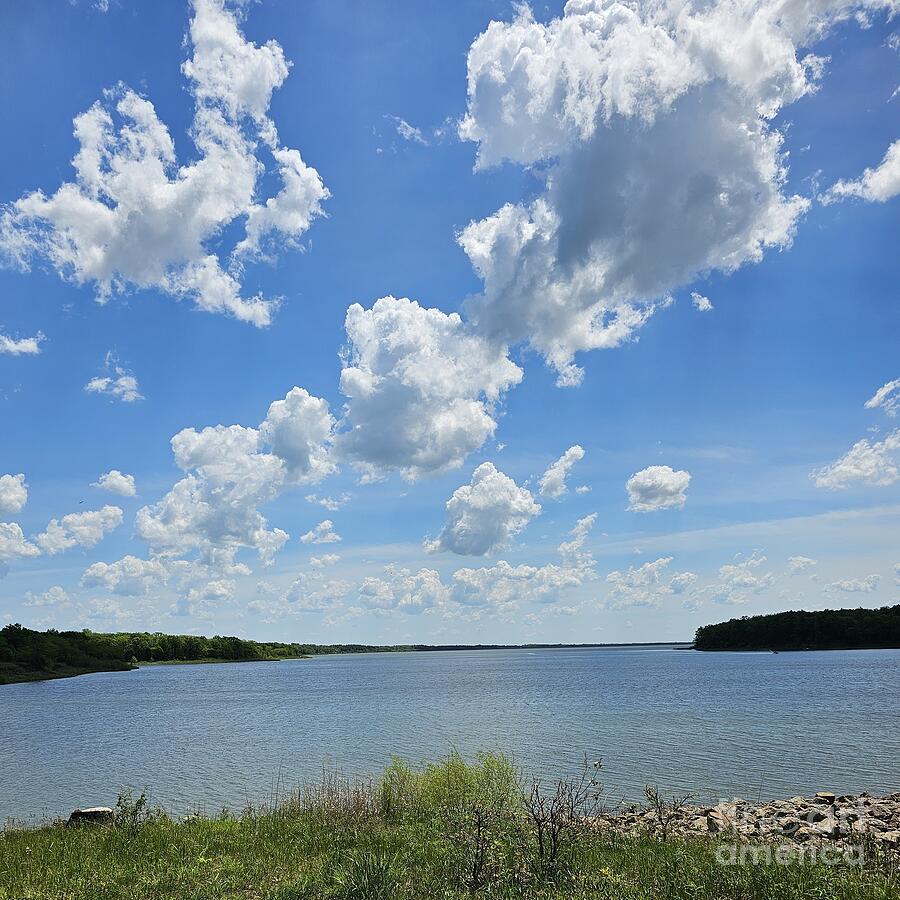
[[0, 0, 897, 643]]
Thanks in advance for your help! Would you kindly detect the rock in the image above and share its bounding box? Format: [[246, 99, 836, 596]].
[[805, 808, 828, 823], [781, 818, 802, 837], [67, 806, 114, 826], [706, 809, 732, 833], [814, 792, 836, 805], [878, 831, 900, 848]]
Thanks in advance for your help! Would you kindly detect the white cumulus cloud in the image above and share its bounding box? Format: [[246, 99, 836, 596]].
[[300, 519, 342, 545], [36, 505, 123, 555], [0, 330, 44, 355], [539, 445, 585, 498], [0, 474, 28, 515], [454, 0, 883, 384], [0, 0, 328, 327], [824, 574, 881, 593], [823, 139, 900, 204], [92, 470, 137, 497], [81, 555, 169, 596], [626, 465, 691, 512], [337, 297, 522, 480], [691, 292, 714, 312], [136, 386, 334, 572], [425, 462, 540, 556], [813, 430, 900, 488], [85, 353, 143, 403]]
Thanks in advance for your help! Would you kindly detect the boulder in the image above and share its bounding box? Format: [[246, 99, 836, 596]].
[[813, 792, 836, 805], [67, 807, 114, 826], [706, 808, 732, 833]]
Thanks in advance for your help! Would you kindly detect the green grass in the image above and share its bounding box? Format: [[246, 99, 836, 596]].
[[1, 754, 897, 899]]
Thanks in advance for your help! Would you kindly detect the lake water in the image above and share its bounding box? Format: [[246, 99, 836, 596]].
[[3, 646, 899, 823]]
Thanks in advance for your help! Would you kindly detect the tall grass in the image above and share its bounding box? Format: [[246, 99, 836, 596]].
[[1, 752, 897, 899]]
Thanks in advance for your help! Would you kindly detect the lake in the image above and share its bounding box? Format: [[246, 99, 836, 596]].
[[2, 646, 899, 824]]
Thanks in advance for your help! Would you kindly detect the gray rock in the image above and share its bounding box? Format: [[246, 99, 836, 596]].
[[67, 806, 114, 826]]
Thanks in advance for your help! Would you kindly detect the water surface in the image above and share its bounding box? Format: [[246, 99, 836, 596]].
[[3, 646, 899, 823]]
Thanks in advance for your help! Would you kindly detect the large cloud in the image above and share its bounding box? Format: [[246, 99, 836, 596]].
[[0, 0, 327, 326], [136, 386, 334, 571], [337, 297, 522, 480], [425, 462, 540, 556], [626, 465, 691, 511], [457, 0, 890, 384], [0, 474, 28, 515]]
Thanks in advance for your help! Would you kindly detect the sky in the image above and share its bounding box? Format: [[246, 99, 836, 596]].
[[0, 0, 897, 645]]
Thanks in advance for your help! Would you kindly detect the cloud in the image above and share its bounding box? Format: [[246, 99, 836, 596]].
[[823, 140, 900, 204], [707, 551, 774, 604], [305, 492, 350, 511], [0, 522, 41, 571], [390, 116, 428, 146], [300, 519, 342, 545], [605, 556, 696, 608], [0, 0, 327, 327], [36, 505, 123, 555], [92, 469, 137, 497], [425, 461, 540, 556], [865, 378, 900, 418], [451, 513, 598, 609], [454, 0, 878, 384], [0, 331, 44, 355], [788, 555, 817, 573], [337, 297, 522, 480], [175, 578, 236, 617], [539, 445, 585, 498], [260, 387, 336, 484], [24, 586, 71, 608], [824, 574, 881, 593], [310, 553, 340, 568], [359, 565, 447, 614], [813, 429, 900, 488], [81, 555, 168, 596], [136, 386, 334, 571], [691, 292, 714, 312], [626, 465, 691, 512], [84, 353, 143, 403], [0, 474, 28, 515]]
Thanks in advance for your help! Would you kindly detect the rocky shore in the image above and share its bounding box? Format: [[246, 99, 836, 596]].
[[597, 791, 900, 851]]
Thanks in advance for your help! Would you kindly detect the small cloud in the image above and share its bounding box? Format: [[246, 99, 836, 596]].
[[388, 116, 428, 146], [0, 330, 45, 356], [691, 292, 713, 312], [626, 465, 691, 512], [85, 352, 143, 403], [300, 519, 342, 545], [92, 470, 137, 497]]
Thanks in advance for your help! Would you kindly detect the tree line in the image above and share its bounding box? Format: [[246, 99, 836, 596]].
[[0, 624, 413, 683], [693, 605, 900, 651]]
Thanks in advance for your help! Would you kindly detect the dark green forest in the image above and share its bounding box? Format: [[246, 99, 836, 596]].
[[0, 624, 410, 684], [694, 604, 900, 651]]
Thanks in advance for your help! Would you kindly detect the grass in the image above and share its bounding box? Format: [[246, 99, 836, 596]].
[[1, 754, 897, 900]]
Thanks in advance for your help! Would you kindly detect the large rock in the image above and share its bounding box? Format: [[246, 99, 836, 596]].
[[813, 791, 836, 805], [67, 807, 114, 826]]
